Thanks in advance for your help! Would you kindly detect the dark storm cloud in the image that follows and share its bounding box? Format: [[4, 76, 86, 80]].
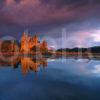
[[42, 0, 88, 7], [0, 0, 100, 36]]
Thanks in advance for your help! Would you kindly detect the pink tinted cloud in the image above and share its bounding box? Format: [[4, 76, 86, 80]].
[[1, 0, 99, 27], [45, 28, 93, 48]]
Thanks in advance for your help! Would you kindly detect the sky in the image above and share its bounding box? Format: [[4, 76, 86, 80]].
[[0, 0, 100, 48]]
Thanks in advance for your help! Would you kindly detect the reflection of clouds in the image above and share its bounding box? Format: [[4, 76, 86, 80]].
[[75, 59, 90, 63], [91, 65, 100, 74], [71, 61, 100, 76], [49, 59, 90, 75], [50, 59, 100, 77], [46, 58, 59, 63], [45, 59, 100, 88]]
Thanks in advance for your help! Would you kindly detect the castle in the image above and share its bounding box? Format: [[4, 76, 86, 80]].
[[21, 32, 48, 53]]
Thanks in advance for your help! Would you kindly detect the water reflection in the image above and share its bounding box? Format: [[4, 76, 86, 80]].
[[0, 55, 47, 76], [0, 55, 100, 100], [0, 54, 100, 76]]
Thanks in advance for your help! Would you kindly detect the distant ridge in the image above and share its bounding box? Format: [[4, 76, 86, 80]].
[[56, 46, 100, 53]]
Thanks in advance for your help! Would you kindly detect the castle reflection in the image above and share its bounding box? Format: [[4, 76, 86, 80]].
[[0, 55, 47, 76]]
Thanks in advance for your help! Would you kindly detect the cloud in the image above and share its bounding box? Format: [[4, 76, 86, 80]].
[[0, 0, 100, 48], [0, 0, 100, 28], [45, 23, 100, 48]]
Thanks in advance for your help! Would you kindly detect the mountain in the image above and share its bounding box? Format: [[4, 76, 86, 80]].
[[56, 46, 100, 53]]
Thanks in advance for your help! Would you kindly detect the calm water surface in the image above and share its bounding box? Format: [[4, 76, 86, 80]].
[[0, 57, 100, 100]]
